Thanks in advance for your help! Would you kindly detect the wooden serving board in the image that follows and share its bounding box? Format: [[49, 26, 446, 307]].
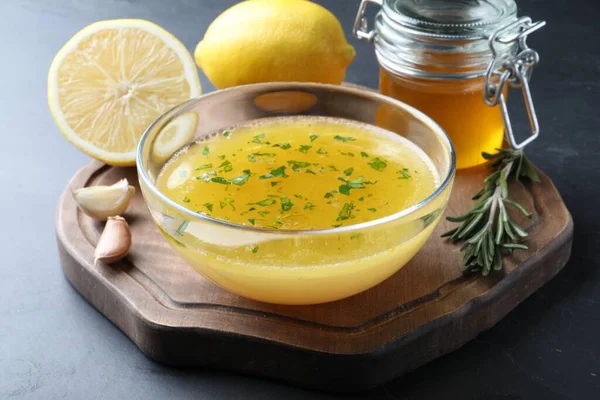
[[56, 161, 572, 392]]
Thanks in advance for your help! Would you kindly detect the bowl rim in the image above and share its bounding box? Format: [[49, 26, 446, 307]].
[[136, 82, 456, 235]]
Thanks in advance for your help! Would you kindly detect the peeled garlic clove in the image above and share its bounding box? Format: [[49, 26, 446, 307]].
[[73, 179, 135, 221], [94, 216, 131, 264]]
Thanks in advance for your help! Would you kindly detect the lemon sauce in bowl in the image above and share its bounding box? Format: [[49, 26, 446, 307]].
[[157, 116, 439, 230]]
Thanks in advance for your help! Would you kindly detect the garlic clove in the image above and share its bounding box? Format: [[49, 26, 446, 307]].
[[94, 216, 131, 264], [73, 178, 135, 221]]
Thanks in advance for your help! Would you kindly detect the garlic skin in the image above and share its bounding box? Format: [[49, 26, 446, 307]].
[[73, 179, 135, 221], [94, 216, 131, 264]]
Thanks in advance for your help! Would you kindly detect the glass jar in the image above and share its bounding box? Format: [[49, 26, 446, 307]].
[[354, 0, 545, 170]]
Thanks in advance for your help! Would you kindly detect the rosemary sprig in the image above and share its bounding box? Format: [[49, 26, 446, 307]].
[[442, 149, 540, 275]]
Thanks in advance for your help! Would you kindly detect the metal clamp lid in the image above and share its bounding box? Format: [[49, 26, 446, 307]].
[[353, 0, 382, 43], [484, 17, 546, 149]]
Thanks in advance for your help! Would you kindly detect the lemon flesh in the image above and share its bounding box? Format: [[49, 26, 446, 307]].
[[195, 0, 356, 89], [152, 112, 199, 165], [48, 19, 202, 166]]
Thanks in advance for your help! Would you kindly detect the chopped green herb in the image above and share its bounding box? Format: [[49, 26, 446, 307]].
[[304, 202, 315, 210], [204, 203, 213, 211], [358, 196, 365, 202], [339, 177, 367, 195], [202, 146, 209, 156], [251, 133, 267, 144], [219, 201, 227, 209], [195, 164, 213, 170], [361, 151, 369, 158], [334, 135, 356, 142], [257, 210, 270, 216], [319, 167, 325, 174], [248, 218, 256, 225], [248, 207, 256, 211], [306, 169, 316, 175], [328, 165, 339, 171], [368, 208, 377, 212], [344, 167, 354, 176], [182, 196, 190, 203], [340, 152, 355, 157], [273, 142, 292, 150], [259, 166, 287, 180], [211, 177, 230, 185], [397, 168, 411, 179], [223, 130, 232, 138], [287, 160, 311, 169], [350, 234, 360, 240], [368, 157, 387, 171], [218, 155, 226, 160], [231, 169, 251, 186], [225, 198, 235, 210], [175, 220, 189, 236], [309, 134, 319, 142], [299, 145, 312, 153], [294, 194, 304, 199], [219, 160, 232, 172], [255, 199, 277, 206], [248, 152, 276, 162], [272, 220, 284, 229], [324, 190, 337, 199], [281, 197, 294, 212], [251, 245, 259, 253], [316, 148, 328, 155], [337, 203, 355, 221], [196, 171, 216, 181], [333, 223, 343, 227], [270, 181, 279, 187]]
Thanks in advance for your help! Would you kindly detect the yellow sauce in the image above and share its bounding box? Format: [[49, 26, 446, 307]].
[[157, 116, 438, 229], [154, 116, 446, 304]]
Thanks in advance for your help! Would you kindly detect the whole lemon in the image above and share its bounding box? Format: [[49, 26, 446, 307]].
[[195, 0, 356, 89]]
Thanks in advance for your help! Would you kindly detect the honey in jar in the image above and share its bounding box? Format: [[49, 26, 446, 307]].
[[355, 0, 544, 170]]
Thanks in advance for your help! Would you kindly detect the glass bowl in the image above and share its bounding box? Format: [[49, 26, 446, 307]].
[[137, 82, 455, 305]]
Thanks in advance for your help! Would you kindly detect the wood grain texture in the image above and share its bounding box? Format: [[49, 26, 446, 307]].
[[56, 161, 573, 392]]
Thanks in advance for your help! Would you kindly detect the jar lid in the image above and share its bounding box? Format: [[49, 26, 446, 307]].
[[386, 0, 517, 38]]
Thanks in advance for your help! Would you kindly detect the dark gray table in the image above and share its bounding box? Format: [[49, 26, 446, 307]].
[[1, 0, 598, 398]]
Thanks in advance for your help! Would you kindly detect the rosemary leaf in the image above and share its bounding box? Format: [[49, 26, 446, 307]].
[[509, 220, 529, 238], [442, 148, 538, 275], [441, 228, 458, 238], [502, 243, 529, 250], [446, 213, 472, 223], [504, 220, 517, 241], [502, 198, 533, 218]]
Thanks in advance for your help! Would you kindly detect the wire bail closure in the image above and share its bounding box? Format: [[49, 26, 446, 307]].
[[484, 17, 546, 150], [353, 0, 382, 43]]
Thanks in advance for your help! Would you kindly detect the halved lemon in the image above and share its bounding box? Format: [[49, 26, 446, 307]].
[[48, 19, 202, 166], [152, 111, 199, 165]]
